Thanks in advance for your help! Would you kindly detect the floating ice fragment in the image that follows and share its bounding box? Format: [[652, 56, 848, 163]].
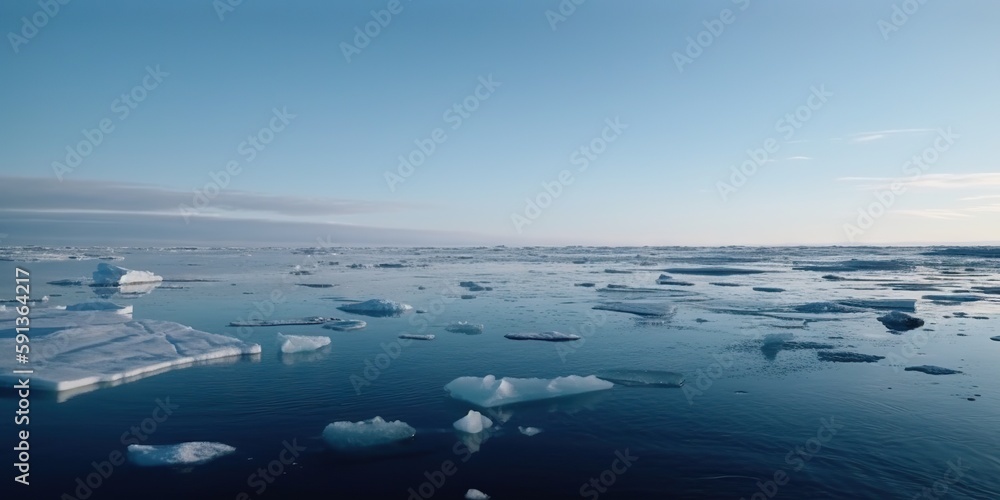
[[662, 267, 767, 276], [817, 351, 885, 363], [229, 317, 327, 327], [596, 369, 684, 387], [518, 426, 542, 436], [48, 279, 84, 286], [337, 299, 412, 317], [593, 302, 677, 317], [877, 311, 925, 331], [446, 322, 485, 335], [922, 295, 982, 303], [991, 336, 1000, 342], [837, 299, 916, 312], [277, 333, 330, 353], [322, 417, 416, 450], [323, 319, 367, 331], [904, 365, 962, 375], [127, 442, 235, 466], [399, 333, 435, 340], [92, 263, 163, 286], [465, 489, 490, 500], [453, 410, 494, 434], [575, 282, 596, 287], [504, 332, 581, 342], [65, 301, 133, 316], [444, 375, 614, 408], [753, 287, 785, 293], [793, 302, 861, 314]]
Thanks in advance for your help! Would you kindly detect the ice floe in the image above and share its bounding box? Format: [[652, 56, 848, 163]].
[[504, 332, 581, 342], [337, 299, 413, 317], [65, 301, 133, 316], [753, 287, 785, 293], [277, 333, 331, 353], [229, 317, 327, 327], [0, 310, 261, 392], [793, 302, 861, 314], [922, 294, 982, 303], [465, 489, 490, 500], [817, 351, 885, 363], [399, 333, 435, 340], [48, 279, 84, 286], [661, 267, 767, 275], [323, 319, 367, 331], [596, 369, 684, 388], [593, 302, 677, 317], [518, 426, 543, 436], [127, 442, 235, 466], [322, 417, 416, 450], [92, 263, 163, 286], [877, 311, 925, 331], [991, 336, 1000, 342], [904, 365, 962, 375], [793, 260, 912, 272], [837, 299, 916, 312], [444, 375, 614, 408], [453, 410, 494, 433], [446, 322, 485, 335], [460, 281, 492, 291]]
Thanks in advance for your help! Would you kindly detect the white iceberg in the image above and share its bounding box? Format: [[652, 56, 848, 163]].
[[504, 332, 581, 342], [453, 410, 494, 434], [444, 375, 614, 408], [322, 319, 367, 331], [65, 301, 133, 316], [518, 426, 542, 436], [465, 489, 490, 500], [337, 299, 412, 317], [92, 263, 163, 286], [446, 322, 485, 335], [127, 442, 235, 466], [277, 333, 330, 353], [0, 310, 261, 392], [322, 417, 416, 450]]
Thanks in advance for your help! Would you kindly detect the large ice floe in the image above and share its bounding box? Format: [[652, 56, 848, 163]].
[[337, 299, 412, 317], [92, 263, 163, 286], [877, 311, 925, 331], [277, 333, 330, 353], [444, 375, 614, 408], [127, 442, 235, 466], [504, 332, 581, 342], [0, 306, 261, 392], [453, 410, 494, 433], [322, 417, 416, 450]]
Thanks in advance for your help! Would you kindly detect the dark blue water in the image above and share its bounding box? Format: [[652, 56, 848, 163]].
[[2, 246, 999, 499]]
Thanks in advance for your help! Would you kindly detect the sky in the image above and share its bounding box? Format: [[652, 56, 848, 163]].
[[1, 0, 998, 246]]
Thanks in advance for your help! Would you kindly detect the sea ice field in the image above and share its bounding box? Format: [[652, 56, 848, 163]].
[[1, 245, 999, 499]]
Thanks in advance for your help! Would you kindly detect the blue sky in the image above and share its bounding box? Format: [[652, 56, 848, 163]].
[[1, 0, 998, 246]]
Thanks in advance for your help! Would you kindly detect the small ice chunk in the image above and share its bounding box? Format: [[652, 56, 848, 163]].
[[453, 410, 494, 433], [65, 301, 133, 316], [465, 489, 490, 500], [322, 417, 416, 450], [444, 375, 614, 408], [277, 333, 330, 353], [48, 279, 84, 286], [904, 365, 962, 375], [127, 442, 235, 466], [753, 287, 785, 293], [337, 299, 412, 317], [575, 282, 596, 287], [504, 332, 581, 342], [518, 426, 543, 436], [92, 263, 163, 286], [877, 311, 925, 331], [399, 333, 435, 340], [817, 351, 885, 363], [446, 322, 485, 335], [323, 319, 367, 331]]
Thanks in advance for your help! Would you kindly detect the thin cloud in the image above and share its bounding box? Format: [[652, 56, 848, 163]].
[[848, 128, 937, 143], [784, 156, 813, 161], [839, 173, 1000, 191], [893, 209, 972, 220]]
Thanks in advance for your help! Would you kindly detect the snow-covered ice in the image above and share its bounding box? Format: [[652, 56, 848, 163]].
[[323, 319, 367, 331], [465, 489, 490, 499], [92, 262, 163, 286], [444, 375, 614, 408], [504, 332, 581, 342], [278, 333, 331, 353], [337, 299, 413, 317], [518, 426, 543, 436], [127, 442, 235, 466], [446, 322, 485, 335], [453, 410, 494, 433], [877, 311, 925, 331], [322, 417, 416, 450]]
